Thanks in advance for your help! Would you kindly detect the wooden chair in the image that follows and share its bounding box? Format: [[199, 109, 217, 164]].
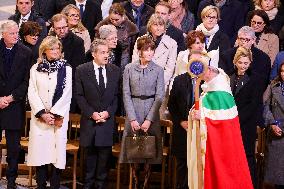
[[66, 113, 81, 189], [128, 119, 173, 189], [256, 126, 266, 189], [0, 111, 33, 186], [160, 119, 173, 189], [112, 116, 126, 189]]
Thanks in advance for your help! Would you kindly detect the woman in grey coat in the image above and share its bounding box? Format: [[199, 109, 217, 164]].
[[119, 36, 165, 189], [263, 61, 284, 189]]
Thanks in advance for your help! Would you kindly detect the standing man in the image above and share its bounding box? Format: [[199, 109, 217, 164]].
[[9, 0, 47, 44], [168, 72, 194, 189], [0, 20, 32, 189], [75, 39, 120, 189], [50, 13, 85, 113], [121, 0, 154, 31], [154, 1, 186, 53]]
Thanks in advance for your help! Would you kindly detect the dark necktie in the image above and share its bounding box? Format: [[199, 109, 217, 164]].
[[79, 4, 84, 18], [98, 67, 105, 93]]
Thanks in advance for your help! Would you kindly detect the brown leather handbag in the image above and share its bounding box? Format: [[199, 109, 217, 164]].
[[125, 132, 156, 159]]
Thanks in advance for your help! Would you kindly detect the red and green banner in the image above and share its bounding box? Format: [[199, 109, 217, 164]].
[[188, 69, 253, 189]]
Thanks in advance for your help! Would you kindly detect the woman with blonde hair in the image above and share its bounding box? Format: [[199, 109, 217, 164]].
[[132, 14, 177, 119], [27, 36, 72, 189], [196, 5, 230, 60], [230, 47, 266, 188], [61, 4, 91, 52]]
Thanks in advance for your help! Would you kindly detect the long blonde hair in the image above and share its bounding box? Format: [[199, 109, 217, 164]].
[[61, 4, 87, 32]]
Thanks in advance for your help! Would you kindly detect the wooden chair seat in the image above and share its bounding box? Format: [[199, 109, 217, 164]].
[[112, 143, 121, 157], [163, 146, 169, 156]]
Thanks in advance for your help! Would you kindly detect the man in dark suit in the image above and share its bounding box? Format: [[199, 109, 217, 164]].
[[219, 26, 271, 86], [121, 0, 154, 31], [9, 0, 47, 47], [0, 20, 32, 189], [168, 73, 193, 189], [50, 13, 85, 113], [75, 39, 120, 189]]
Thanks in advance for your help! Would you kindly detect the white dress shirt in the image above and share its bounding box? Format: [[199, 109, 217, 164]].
[[75, 0, 87, 12], [101, 0, 113, 19], [19, 11, 31, 27], [93, 61, 107, 88]]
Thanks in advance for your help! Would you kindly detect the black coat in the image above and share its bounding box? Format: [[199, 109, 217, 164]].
[[168, 73, 193, 158], [207, 30, 231, 54], [54, 0, 102, 40], [0, 41, 32, 130], [121, 1, 154, 30], [230, 71, 266, 156], [197, 0, 247, 45], [54, 31, 85, 113], [219, 46, 271, 86], [270, 7, 284, 34], [9, 10, 47, 47], [166, 24, 186, 53], [33, 0, 55, 21], [75, 62, 120, 147]]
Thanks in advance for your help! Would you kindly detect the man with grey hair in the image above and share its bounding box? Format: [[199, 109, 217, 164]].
[[0, 20, 32, 189], [219, 26, 271, 85], [75, 39, 120, 189]]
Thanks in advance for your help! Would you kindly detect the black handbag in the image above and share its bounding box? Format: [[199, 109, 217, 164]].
[[125, 132, 156, 159]]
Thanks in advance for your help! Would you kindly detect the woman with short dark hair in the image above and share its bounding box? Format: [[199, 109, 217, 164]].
[[119, 35, 165, 189], [19, 21, 42, 63], [247, 9, 279, 64], [174, 30, 218, 78]]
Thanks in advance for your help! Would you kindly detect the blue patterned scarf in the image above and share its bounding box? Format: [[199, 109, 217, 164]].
[[37, 58, 67, 106]]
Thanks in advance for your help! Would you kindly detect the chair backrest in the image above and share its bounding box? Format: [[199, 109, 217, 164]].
[[160, 119, 173, 153], [24, 111, 32, 138], [68, 113, 81, 140], [115, 116, 126, 142]]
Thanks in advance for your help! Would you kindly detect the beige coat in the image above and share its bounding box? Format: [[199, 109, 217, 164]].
[[71, 28, 91, 53], [27, 63, 72, 169], [132, 34, 177, 91], [255, 33, 279, 65]]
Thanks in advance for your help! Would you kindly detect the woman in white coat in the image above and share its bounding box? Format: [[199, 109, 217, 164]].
[[27, 36, 72, 189], [132, 14, 177, 119]]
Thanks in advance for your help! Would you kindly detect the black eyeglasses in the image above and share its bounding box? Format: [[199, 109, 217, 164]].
[[238, 37, 251, 42], [205, 15, 217, 20], [54, 25, 68, 31], [251, 20, 264, 26]]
